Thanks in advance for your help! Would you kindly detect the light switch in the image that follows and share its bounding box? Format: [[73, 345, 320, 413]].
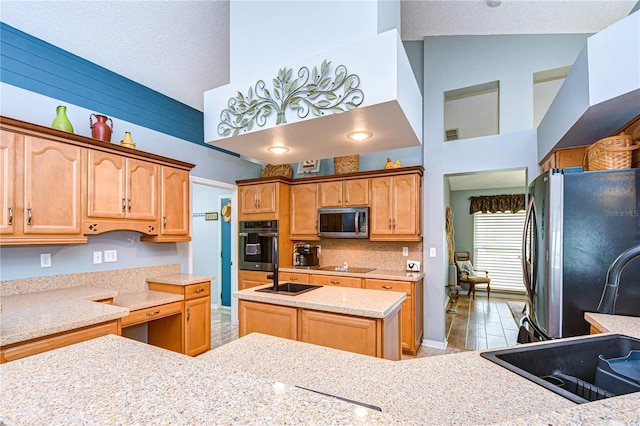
[[429, 247, 436, 257], [402, 247, 409, 256], [104, 250, 117, 262]]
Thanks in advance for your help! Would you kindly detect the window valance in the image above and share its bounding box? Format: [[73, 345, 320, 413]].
[[469, 194, 525, 214]]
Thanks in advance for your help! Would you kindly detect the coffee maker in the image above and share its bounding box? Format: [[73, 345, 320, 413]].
[[293, 242, 319, 268]]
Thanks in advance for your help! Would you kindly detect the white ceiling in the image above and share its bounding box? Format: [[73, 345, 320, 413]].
[[448, 169, 527, 191], [1, 1, 636, 111]]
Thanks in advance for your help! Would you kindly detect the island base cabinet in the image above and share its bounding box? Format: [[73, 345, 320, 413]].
[[300, 310, 377, 357], [239, 300, 297, 340]]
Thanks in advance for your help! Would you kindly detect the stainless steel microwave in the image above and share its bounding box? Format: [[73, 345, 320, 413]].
[[317, 207, 369, 238]]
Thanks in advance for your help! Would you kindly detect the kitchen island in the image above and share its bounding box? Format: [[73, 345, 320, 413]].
[[2, 330, 639, 425], [235, 283, 405, 360]]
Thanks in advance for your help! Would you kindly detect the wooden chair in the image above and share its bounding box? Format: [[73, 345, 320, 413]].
[[454, 251, 491, 299]]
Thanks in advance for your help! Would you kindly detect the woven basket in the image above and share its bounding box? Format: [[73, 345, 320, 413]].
[[585, 135, 639, 171], [333, 154, 359, 174], [262, 163, 293, 178]]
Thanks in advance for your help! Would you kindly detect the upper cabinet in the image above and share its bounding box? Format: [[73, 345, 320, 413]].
[[370, 173, 422, 241], [318, 179, 369, 207], [1, 129, 86, 245], [1, 116, 194, 246], [290, 183, 318, 240], [238, 180, 290, 222]]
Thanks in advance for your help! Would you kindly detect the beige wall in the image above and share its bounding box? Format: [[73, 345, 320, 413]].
[[313, 240, 422, 272]]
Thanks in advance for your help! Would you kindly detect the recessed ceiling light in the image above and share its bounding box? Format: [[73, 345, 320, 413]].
[[267, 146, 289, 154], [347, 131, 372, 141]]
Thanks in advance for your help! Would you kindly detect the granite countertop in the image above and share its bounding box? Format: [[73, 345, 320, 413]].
[[146, 273, 214, 286], [2, 332, 638, 424], [1, 286, 118, 311], [584, 312, 640, 338], [234, 284, 406, 319], [279, 267, 424, 282], [0, 299, 128, 347], [113, 290, 184, 311]]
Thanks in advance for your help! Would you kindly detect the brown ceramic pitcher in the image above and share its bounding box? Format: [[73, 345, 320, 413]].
[[90, 114, 113, 142]]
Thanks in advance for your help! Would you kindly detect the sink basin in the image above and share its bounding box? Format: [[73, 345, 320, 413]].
[[255, 282, 322, 296], [481, 334, 640, 403]]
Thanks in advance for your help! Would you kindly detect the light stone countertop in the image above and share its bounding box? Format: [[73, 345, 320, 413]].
[[0, 335, 397, 425], [145, 273, 214, 286], [113, 290, 184, 311], [279, 266, 425, 282], [584, 312, 640, 338], [0, 299, 128, 346], [234, 284, 406, 319], [1, 285, 118, 311]]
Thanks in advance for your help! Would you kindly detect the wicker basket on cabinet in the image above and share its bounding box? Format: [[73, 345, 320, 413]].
[[333, 154, 359, 174], [585, 135, 639, 171]]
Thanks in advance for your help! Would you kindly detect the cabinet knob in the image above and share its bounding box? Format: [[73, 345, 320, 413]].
[[127, 198, 132, 213], [187, 307, 191, 322], [7, 206, 12, 226], [382, 285, 393, 289], [392, 218, 396, 229], [290, 277, 298, 281], [388, 218, 392, 230], [27, 207, 32, 226], [194, 288, 204, 293], [163, 216, 167, 228], [122, 198, 126, 212], [146, 310, 160, 317], [330, 280, 339, 284]]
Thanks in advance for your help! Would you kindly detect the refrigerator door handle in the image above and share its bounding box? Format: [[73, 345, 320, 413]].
[[522, 196, 536, 302]]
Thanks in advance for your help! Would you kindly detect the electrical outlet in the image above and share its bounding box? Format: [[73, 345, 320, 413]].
[[40, 253, 52, 268], [429, 247, 436, 257], [406, 260, 421, 272], [104, 249, 117, 263], [402, 247, 409, 256], [93, 251, 103, 264]]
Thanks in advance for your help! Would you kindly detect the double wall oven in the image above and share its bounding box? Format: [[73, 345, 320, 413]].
[[239, 220, 278, 271]]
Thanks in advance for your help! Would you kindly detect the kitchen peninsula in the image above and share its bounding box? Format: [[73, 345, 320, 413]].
[[235, 283, 405, 360]]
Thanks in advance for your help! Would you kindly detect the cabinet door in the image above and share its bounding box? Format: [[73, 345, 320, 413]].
[[364, 279, 414, 352], [127, 159, 158, 220], [290, 183, 318, 238], [392, 174, 419, 236], [0, 130, 17, 235], [239, 300, 297, 340], [318, 181, 343, 207], [369, 177, 393, 236], [239, 186, 258, 214], [239, 270, 271, 290], [300, 309, 377, 357], [256, 183, 276, 213], [309, 274, 362, 288], [161, 167, 189, 235], [185, 296, 211, 356], [279, 272, 310, 283], [23, 136, 82, 235], [87, 150, 126, 219], [344, 178, 369, 206]]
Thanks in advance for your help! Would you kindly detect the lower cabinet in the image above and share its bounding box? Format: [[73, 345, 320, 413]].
[[238, 300, 401, 360], [278, 272, 310, 283], [239, 270, 272, 290], [0, 320, 121, 363], [364, 278, 424, 355], [239, 300, 297, 340], [309, 274, 362, 288], [147, 280, 211, 356]]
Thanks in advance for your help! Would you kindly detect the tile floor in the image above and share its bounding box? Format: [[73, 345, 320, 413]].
[[209, 293, 525, 357]]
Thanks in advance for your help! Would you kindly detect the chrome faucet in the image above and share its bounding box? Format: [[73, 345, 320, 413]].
[[597, 244, 640, 314], [266, 235, 279, 292]]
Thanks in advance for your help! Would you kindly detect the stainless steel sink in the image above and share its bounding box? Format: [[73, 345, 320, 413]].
[[481, 334, 640, 403], [255, 282, 322, 296]]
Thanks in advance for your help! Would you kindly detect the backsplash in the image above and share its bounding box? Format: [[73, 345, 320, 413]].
[[0, 264, 180, 296], [313, 240, 423, 271]]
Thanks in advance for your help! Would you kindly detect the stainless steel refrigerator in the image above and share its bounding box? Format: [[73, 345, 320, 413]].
[[520, 168, 640, 341]]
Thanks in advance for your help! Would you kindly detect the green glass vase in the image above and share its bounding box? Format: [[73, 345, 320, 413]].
[[51, 105, 74, 133]]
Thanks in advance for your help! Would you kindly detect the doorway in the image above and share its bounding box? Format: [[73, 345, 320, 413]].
[[219, 196, 232, 307]]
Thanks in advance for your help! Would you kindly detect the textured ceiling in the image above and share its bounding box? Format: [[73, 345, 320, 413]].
[[1, 1, 636, 111]]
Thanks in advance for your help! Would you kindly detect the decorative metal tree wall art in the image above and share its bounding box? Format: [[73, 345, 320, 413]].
[[217, 60, 364, 137]]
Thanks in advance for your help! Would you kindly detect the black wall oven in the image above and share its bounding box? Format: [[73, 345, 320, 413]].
[[239, 220, 278, 271]]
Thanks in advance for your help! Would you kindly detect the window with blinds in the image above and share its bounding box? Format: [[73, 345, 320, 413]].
[[473, 211, 526, 293]]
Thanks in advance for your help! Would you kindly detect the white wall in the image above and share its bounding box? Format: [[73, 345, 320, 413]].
[[0, 83, 261, 281], [421, 33, 589, 346]]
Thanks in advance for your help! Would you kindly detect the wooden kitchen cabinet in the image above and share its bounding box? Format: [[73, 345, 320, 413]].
[[239, 300, 298, 340], [279, 272, 310, 283], [0, 320, 120, 363], [240, 183, 276, 214], [300, 309, 377, 357], [318, 178, 369, 207], [290, 183, 318, 240], [309, 274, 362, 288], [364, 278, 424, 355], [141, 166, 190, 242], [85, 150, 158, 235], [0, 130, 86, 245], [147, 280, 211, 356], [239, 270, 273, 290], [370, 173, 421, 241], [539, 145, 589, 173], [238, 180, 290, 222]]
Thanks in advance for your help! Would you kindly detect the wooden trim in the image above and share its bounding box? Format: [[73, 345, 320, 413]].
[[236, 165, 424, 186], [0, 116, 195, 171]]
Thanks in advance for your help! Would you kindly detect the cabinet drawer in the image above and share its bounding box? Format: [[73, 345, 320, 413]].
[[279, 272, 310, 283], [364, 279, 412, 295], [184, 282, 210, 300], [310, 274, 362, 288], [121, 301, 182, 327]]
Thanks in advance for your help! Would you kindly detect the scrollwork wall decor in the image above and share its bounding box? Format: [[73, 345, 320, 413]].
[[217, 60, 364, 137]]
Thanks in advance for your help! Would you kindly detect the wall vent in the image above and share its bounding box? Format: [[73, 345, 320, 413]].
[[445, 128, 459, 141]]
